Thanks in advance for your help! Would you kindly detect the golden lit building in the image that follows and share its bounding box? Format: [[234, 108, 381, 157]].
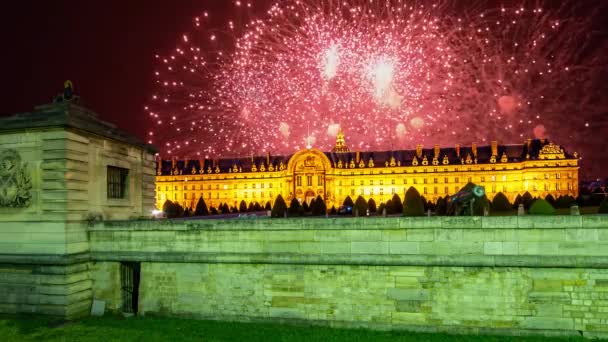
[[155, 131, 579, 210]]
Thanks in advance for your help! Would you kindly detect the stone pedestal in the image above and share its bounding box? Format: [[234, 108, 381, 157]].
[[0, 101, 156, 318]]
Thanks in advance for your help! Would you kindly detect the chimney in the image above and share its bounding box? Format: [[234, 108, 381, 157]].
[[472, 143, 477, 158], [455, 144, 460, 157], [434, 144, 440, 158], [416, 144, 423, 158], [356, 151, 360, 163], [491, 141, 498, 156]]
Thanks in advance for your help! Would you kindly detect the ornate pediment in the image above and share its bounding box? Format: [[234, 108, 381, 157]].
[[539, 143, 565, 160], [0, 149, 32, 208]]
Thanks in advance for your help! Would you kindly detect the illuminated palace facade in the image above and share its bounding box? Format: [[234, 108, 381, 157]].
[[155, 131, 579, 210]]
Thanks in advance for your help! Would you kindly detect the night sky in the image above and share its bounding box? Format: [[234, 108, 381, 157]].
[[0, 1, 606, 179]]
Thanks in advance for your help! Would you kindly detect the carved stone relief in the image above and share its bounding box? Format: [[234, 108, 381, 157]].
[[0, 149, 32, 207]]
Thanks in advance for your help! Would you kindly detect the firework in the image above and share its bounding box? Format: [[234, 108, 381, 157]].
[[147, 0, 607, 159]]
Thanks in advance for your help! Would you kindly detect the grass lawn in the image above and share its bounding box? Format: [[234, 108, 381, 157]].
[[0, 315, 594, 342]]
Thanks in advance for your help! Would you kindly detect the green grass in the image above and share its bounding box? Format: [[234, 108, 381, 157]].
[[0, 315, 592, 342]]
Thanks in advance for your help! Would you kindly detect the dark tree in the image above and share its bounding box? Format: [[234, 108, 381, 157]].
[[404, 187, 424, 216], [599, 198, 608, 214], [210, 206, 218, 215], [513, 194, 523, 209], [391, 194, 403, 214], [162, 199, 173, 214], [522, 191, 534, 210], [545, 194, 556, 206], [302, 200, 310, 213], [239, 200, 248, 213], [342, 195, 354, 208], [254, 202, 262, 211], [385, 199, 393, 214], [271, 194, 287, 218], [265, 201, 272, 210], [435, 196, 447, 215], [288, 198, 303, 217], [529, 199, 556, 215], [378, 203, 386, 216], [491, 192, 512, 212], [248, 202, 255, 212], [221, 203, 230, 214], [555, 195, 575, 209], [231, 206, 238, 213], [367, 198, 377, 213], [329, 205, 337, 215], [354, 195, 368, 216], [311, 195, 327, 216], [194, 197, 209, 216]]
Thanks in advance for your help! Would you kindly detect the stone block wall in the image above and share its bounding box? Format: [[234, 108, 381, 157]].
[[89, 216, 608, 338]]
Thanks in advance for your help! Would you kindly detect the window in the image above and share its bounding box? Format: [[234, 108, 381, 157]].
[[370, 180, 374, 185], [351, 180, 355, 186], [351, 189, 355, 196], [503, 185, 507, 192], [339, 180, 342, 186], [556, 173, 561, 179], [307, 176, 312, 186], [444, 177, 448, 183], [433, 178, 438, 183], [318, 176, 323, 186], [107, 166, 129, 199], [297, 176, 302, 186], [414, 179, 417, 184], [502, 175, 507, 181], [424, 178, 428, 184], [391, 179, 395, 185], [392, 188, 395, 194], [216, 184, 219, 190], [424, 187, 427, 195], [455, 177, 459, 183], [481, 176, 485, 182], [434, 186, 438, 194], [491, 176, 496, 182], [261, 183, 265, 189], [492, 184, 496, 193], [403, 179, 407, 184], [468, 177, 472, 183], [360, 180, 364, 185], [380, 180, 384, 185]]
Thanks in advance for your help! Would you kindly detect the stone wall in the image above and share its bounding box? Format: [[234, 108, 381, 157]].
[[89, 216, 608, 339], [0, 104, 156, 318]]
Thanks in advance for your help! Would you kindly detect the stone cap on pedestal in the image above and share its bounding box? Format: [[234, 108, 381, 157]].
[[0, 102, 157, 154]]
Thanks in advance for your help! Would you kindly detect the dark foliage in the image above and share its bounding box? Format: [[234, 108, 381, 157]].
[[265, 201, 272, 210], [239, 200, 248, 213], [529, 199, 556, 215], [367, 198, 377, 213], [404, 187, 424, 216], [491, 192, 511, 212], [194, 197, 209, 216], [311, 195, 327, 216], [271, 195, 287, 218], [435, 196, 447, 215], [343, 196, 354, 208], [391, 194, 403, 214], [599, 198, 608, 214], [354, 195, 368, 216], [288, 198, 303, 217]]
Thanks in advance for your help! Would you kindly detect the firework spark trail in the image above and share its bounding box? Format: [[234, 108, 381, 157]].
[[147, 0, 607, 159]]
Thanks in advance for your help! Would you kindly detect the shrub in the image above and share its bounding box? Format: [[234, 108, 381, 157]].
[[239, 200, 248, 213], [491, 192, 511, 212], [194, 197, 209, 216], [513, 194, 523, 209], [545, 194, 556, 206], [378, 203, 386, 215], [163, 200, 184, 218], [311, 195, 327, 216], [385, 199, 393, 214], [555, 195, 575, 209], [220, 203, 230, 214], [529, 199, 556, 215], [404, 187, 424, 216], [254, 202, 262, 211], [302, 201, 310, 213], [288, 198, 303, 217], [342, 196, 354, 208], [354, 195, 368, 216], [265, 201, 272, 211], [247, 202, 254, 212], [271, 195, 287, 218], [435, 196, 447, 215], [391, 194, 403, 214], [474, 195, 490, 216], [367, 198, 377, 213], [210, 206, 218, 215], [599, 198, 608, 214], [522, 191, 534, 210], [329, 206, 337, 215]]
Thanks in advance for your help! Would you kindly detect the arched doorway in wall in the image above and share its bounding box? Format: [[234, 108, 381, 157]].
[[287, 149, 332, 206]]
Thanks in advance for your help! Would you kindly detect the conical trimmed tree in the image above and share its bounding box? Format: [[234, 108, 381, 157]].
[[367, 198, 377, 213], [288, 198, 303, 217], [354, 195, 368, 216], [194, 196, 209, 216], [311, 195, 327, 216], [404, 187, 424, 216], [343, 196, 354, 208], [239, 200, 248, 213], [271, 194, 287, 218], [391, 194, 403, 214], [491, 192, 511, 212]]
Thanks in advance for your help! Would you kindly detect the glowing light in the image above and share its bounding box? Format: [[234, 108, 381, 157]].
[[147, 0, 606, 158]]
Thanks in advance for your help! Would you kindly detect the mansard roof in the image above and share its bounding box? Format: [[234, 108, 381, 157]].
[[158, 139, 575, 176]]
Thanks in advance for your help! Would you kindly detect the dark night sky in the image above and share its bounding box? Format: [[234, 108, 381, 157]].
[[0, 1, 221, 137], [0, 1, 606, 179]]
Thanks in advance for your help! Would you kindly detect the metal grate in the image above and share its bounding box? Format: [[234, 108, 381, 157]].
[[107, 166, 129, 199], [120, 262, 140, 314]]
